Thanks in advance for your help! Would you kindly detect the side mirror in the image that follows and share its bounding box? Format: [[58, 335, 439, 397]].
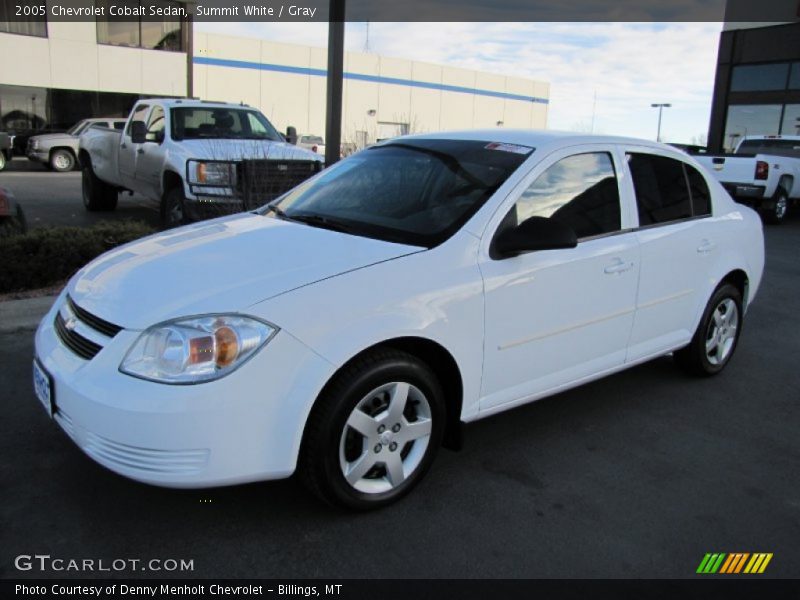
[[493, 216, 578, 258], [285, 126, 298, 145], [130, 120, 147, 144]]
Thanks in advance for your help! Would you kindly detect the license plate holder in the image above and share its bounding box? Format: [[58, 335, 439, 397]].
[[33, 358, 55, 418]]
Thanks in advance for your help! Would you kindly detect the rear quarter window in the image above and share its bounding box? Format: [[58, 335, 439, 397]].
[[628, 153, 692, 226]]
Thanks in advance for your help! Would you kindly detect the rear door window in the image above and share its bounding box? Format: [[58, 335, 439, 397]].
[[627, 153, 692, 226]]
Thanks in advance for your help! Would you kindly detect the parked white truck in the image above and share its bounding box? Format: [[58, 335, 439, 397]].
[[79, 99, 323, 227], [695, 135, 800, 224]]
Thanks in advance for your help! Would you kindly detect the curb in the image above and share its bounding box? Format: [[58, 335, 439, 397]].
[[0, 295, 56, 333]]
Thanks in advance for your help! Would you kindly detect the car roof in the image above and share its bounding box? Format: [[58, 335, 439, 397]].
[[143, 99, 251, 109], [396, 129, 675, 154]]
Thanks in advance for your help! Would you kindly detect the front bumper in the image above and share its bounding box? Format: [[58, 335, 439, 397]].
[[33, 293, 334, 488], [27, 150, 48, 163]]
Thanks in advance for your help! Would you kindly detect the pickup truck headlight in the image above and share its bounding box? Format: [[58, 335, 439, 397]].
[[187, 160, 237, 187], [120, 315, 276, 384], [30, 139, 39, 150]]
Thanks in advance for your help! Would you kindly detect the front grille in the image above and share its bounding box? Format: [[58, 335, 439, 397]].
[[238, 159, 321, 209], [54, 312, 102, 360], [66, 295, 122, 337], [53, 296, 123, 361]]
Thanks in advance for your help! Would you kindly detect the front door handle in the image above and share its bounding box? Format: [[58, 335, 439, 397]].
[[137, 148, 144, 155], [697, 239, 716, 254], [604, 258, 634, 275]]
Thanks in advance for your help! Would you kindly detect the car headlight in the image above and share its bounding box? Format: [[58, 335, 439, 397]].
[[30, 140, 39, 149], [187, 160, 237, 186], [120, 315, 276, 384]]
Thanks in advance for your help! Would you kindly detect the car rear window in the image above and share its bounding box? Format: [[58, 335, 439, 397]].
[[628, 154, 692, 226]]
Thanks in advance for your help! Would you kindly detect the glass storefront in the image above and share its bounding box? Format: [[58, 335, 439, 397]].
[[723, 105, 782, 151], [730, 63, 791, 92], [0, 84, 169, 153]]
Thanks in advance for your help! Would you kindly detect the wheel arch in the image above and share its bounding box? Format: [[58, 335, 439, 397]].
[[77, 149, 92, 170], [719, 268, 750, 311], [300, 336, 465, 454], [162, 170, 183, 197], [777, 175, 793, 195]]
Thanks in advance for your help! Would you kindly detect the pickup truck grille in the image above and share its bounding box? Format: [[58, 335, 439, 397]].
[[54, 296, 123, 360], [238, 160, 321, 209]]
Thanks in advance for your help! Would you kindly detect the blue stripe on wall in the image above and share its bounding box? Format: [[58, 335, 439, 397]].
[[193, 56, 549, 105]]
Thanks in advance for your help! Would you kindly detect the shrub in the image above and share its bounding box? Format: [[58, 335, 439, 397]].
[[0, 221, 156, 293]]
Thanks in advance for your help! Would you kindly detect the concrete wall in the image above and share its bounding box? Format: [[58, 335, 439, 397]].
[[193, 33, 550, 146]]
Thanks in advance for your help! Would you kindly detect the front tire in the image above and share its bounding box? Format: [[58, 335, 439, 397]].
[[82, 164, 118, 211], [50, 149, 75, 172], [761, 188, 788, 225], [299, 349, 445, 510], [0, 151, 6, 171], [674, 283, 743, 376], [161, 186, 187, 229]]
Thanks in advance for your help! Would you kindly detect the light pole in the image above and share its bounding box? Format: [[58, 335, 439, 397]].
[[651, 103, 671, 142]]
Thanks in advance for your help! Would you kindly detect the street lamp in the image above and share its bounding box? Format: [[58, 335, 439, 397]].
[[651, 103, 671, 142]]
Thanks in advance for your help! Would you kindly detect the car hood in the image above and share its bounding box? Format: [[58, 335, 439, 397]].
[[68, 213, 421, 330], [30, 133, 75, 144], [177, 139, 323, 163]]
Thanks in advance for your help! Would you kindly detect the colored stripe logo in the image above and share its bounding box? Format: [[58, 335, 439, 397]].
[[697, 553, 773, 574]]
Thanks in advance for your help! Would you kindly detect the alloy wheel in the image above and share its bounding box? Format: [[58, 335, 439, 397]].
[[338, 382, 433, 494], [705, 298, 739, 366]]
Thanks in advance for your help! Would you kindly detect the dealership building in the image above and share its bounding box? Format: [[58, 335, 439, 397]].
[[0, 1, 550, 148], [707, 15, 800, 152]]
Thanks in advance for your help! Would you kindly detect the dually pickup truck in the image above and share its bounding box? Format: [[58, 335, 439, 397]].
[[695, 135, 800, 224], [79, 99, 323, 227]]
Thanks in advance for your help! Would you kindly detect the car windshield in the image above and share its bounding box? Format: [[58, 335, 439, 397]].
[[67, 120, 90, 136], [170, 107, 282, 141], [736, 139, 800, 158], [263, 139, 532, 247]]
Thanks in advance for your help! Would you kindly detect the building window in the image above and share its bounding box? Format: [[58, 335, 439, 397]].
[[723, 104, 782, 151], [730, 63, 790, 92], [790, 63, 800, 90], [782, 105, 800, 136], [96, 0, 184, 52], [0, 0, 47, 37]]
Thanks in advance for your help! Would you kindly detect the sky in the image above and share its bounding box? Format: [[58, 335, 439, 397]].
[[196, 21, 723, 145]]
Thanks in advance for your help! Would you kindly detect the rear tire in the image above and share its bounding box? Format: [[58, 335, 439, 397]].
[[761, 188, 788, 225], [299, 349, 445, 510], [674, 283, 743, 376], [82, 164, 118, 211], [50, 149, 75, 172]]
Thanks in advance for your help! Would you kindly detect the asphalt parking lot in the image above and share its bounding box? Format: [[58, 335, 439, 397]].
[[1, 207, 799, 579], [0, 158, 160, 229]]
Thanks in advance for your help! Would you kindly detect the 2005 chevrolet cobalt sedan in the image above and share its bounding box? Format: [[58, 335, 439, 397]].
[[34, 131, 764, 509]]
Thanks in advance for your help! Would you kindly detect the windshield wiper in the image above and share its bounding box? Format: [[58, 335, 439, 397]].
[[265, 205, 353, 233], [286, 213, 355, 234]]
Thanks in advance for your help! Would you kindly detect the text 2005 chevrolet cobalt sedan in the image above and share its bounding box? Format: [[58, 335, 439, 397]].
[[34, 131, 764, 509]]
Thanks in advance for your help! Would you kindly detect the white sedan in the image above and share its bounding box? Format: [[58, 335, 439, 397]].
[[33, 130, 765, 509]]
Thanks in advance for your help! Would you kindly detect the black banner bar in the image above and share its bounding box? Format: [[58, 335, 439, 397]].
[[6, 0, 800, 22]]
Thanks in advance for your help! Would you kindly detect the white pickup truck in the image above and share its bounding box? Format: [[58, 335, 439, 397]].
[[695, 135, 800, 224], [79, 99, 323, 227]]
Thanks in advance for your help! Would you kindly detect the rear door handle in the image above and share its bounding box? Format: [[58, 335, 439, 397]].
[[697, 240, 716, 254], [604, 258, 634, 275]]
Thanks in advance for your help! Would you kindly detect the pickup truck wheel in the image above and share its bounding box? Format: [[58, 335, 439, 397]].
[[82, 165, 118, 211], [161, 187, 187, 229], [0, 151, 6, 171], [299, 349, 445, 510], [50, 149, 75, 172], [674, 283, 743, 377], [761, 189, 788, 225]]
